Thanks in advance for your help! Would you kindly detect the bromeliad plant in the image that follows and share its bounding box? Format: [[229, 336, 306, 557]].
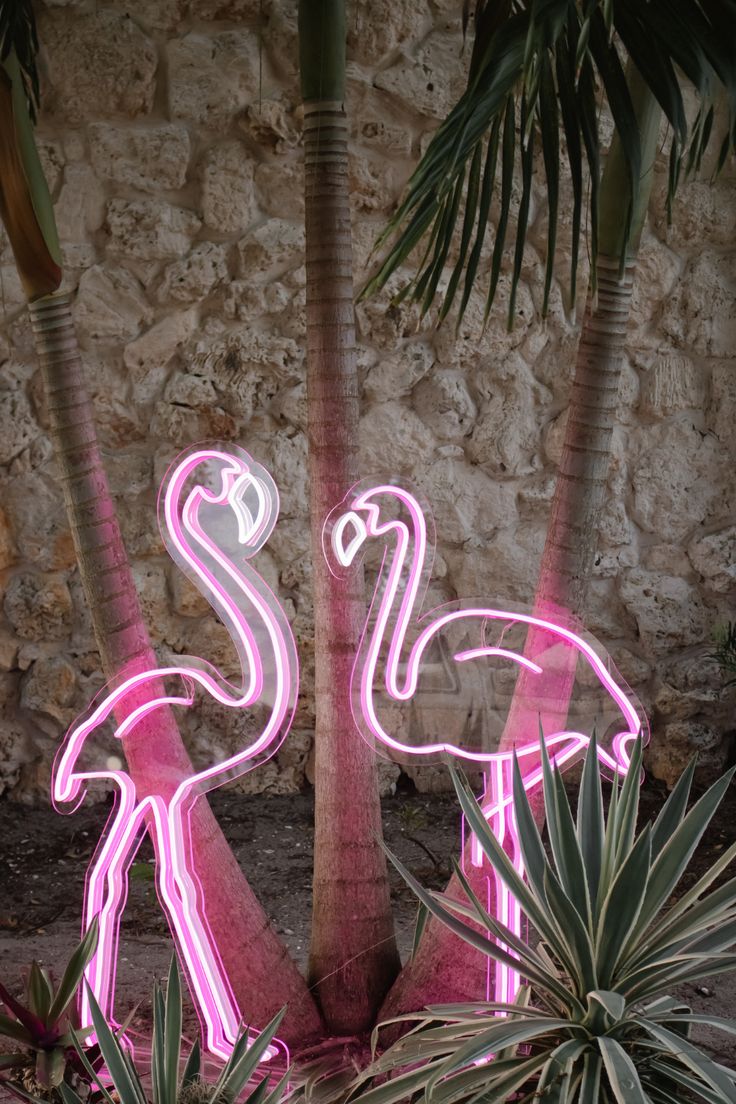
[[0, 921, 98, 1097], [351, 738, 736, 1103], [33, 958, 290, 1104]]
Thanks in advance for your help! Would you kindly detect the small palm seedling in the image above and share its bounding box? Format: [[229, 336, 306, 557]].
[[0, 920, 98, 1096], [30, 957, 289, 1104], [352, 737, 736, 1103]]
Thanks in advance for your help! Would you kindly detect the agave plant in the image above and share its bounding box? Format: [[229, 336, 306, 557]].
[[0, 921, 98, 1096], [20, 957, 290, 1104], [351, 737, 736, 1103]]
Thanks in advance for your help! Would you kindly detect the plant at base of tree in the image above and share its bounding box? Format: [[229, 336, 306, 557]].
[[711, 622, 736, 692], [349, 738, 736, 1103], [10, 958, 289, 1104], [0, 922, 98, 1098]]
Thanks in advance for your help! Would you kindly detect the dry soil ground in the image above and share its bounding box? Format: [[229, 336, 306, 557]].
[[0, 780, 735, 1078]]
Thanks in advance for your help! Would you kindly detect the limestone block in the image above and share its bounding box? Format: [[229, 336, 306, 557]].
[[417, 457, 518, 546], [132, 0, 185, 31], [130, 561, 177, 645], [89, 123, 191, 193], [238, 219, 305, 280], [708, 361, 736, 451], [619, 570, 709, 653], [168, 32, 262, 128], [54, 164, 105, 243], [0, 720, 36, 797], [629, 232, 681, 331], [20, 655, 77, 729], [350, 95, 413, 157], [106, 199, 201, 261], [639, 354, 705, 418], [347, 0, 431, 65], [0, 390, 39, 465], [445, 522, 544, 605], [374, 31, 466, 119], [254, 159, 304, 219], [646, 722, 733, 789], [74, 265, 152, 342], [688, 527, 736, 593], [630, 420, 726, 542], [171, 569, 210, 618], [190, 328, 303, 418], [4, 573, 73, 641], [262, 431, 308, 519], [653, 680, 718, 723], [349, 152, 400, 211], [40, 10, 157, 123], [188, 0, 264, 19], [0, 505, 17, 571], [241, 99, 300, 151], [414, 370, 477, 441], [662, 253, 736, 357], [158, 243, 228, 303], [151, 402, 238, 448], [124, 310, 198, 385], [469, 363, 539, 475], [4, 473, 75, 572], [37, 138, 65, 196], [201, 141, 256, 234], [363, 342, 434, 402], [359, 402, 436, 475], [652, 174, 736, 250], [118, 498, 165, 558], [0, 633, 19, 672]]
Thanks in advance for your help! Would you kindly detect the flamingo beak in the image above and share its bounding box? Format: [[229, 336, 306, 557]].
[[230, 473, 270, 546], [331, 510, 368, 567]]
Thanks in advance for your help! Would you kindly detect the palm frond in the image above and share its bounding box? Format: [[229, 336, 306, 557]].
[[0, 0, 39, 119], [362, 0, 736, 326]]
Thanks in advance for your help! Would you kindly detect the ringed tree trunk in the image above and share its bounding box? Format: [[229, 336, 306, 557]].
[[380, 64, 662, 1023], [300, 0, 400, 1034], [0, 64, 322, 1046]]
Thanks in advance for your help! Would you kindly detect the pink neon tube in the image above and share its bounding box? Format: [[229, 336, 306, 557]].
[[326, 481, 644, 1008], [52, 446, 297, 1062]]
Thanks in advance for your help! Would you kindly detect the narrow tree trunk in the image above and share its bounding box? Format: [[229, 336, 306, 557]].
[[380, 65, 661, 1023], [29, 292, 323, 1046], [300, 0, 400, 1034]]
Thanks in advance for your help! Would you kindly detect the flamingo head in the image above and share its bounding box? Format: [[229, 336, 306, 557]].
[[162, 446, 280, 559], [324, 482, 430, 577]]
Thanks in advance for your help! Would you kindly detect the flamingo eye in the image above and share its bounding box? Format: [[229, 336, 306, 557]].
[[332, 511, 368, 567]]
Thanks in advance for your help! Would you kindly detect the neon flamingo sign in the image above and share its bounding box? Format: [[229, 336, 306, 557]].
[[326, 480, 645, 1006], [52, 445, 297, 1060], [54, 446, 646, 1050]]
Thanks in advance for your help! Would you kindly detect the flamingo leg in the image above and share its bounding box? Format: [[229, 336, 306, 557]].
[[157, 795, 243, 1060], [79, 783, 147, 1034]]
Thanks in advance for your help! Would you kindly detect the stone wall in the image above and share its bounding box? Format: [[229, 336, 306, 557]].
[[0, 0, 734, 802]]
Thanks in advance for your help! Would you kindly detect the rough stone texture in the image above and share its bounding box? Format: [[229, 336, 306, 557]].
[[167, 32, 262, 127], [0, 2, 733, 800], [201, 142, 256, 234], [39, 10, 158, 124], [106, 199, 202, 261], [90, 124, 191, 193]]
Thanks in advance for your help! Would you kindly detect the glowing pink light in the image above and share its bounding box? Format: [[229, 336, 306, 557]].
[[53, 446, 297, 1062], [326, 481, 645, 1008]]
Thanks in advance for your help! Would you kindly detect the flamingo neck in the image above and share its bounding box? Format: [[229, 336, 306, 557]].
[[361, 486, 429, 701], [163, 459, 268, 703]]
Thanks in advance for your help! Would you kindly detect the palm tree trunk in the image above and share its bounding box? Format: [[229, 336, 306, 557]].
[[380, 65, 661, 1023], [29, 292, 323, 1046], [300, 0, 400, 1034]]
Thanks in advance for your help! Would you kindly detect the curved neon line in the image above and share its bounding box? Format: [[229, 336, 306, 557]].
[[52, 446, 296, 1063]]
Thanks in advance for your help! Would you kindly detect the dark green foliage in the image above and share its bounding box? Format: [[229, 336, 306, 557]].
[[362, 0, 736, 327]]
